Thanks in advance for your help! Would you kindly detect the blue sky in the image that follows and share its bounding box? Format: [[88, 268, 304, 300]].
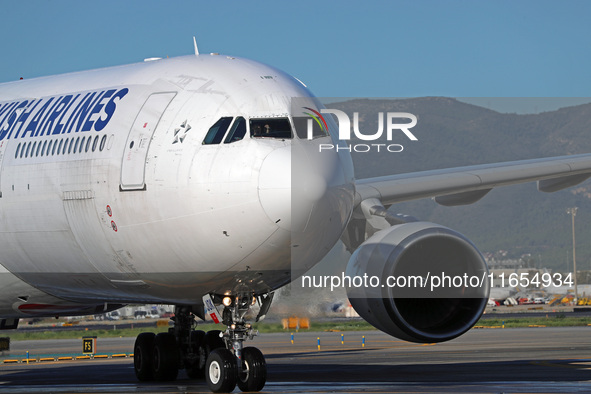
[[1, 1, 590, 109]]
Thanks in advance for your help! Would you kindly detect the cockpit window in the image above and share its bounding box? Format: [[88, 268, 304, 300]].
[[203, 117, 233, 145], [224, 117, 247, 144], [250, 118, 292, 139], [292, 115, 330, 139]]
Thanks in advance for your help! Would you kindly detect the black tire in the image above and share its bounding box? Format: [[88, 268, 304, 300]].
[[153, 332, 179, 381], [204, 330, 225, 354], [206, 348, 237, 393], [237, 347, 267, 392], [134, 332, 155, 381], [186, 330, 206, 379]]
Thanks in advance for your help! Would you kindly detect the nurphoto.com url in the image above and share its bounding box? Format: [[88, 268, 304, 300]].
[[301, 271, 573, 292]]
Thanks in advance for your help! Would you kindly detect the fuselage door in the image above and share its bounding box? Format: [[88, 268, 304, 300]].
[[0, 139, 9, 197], [120, 92, 176, 191]]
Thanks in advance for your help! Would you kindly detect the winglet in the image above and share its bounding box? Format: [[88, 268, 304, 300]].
[[193, 36, 199, 55]]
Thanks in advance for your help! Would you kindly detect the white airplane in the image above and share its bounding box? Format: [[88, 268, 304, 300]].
[[1, 47, 591, 393]]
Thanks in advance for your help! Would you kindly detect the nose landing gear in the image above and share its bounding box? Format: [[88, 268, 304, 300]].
[[205, 289, 268, 393], [132, 291, 271, 393]]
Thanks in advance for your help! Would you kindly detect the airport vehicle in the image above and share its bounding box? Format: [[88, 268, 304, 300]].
[[0, 49, 590, 392]]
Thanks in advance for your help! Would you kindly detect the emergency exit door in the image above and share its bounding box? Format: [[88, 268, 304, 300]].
[[120, 92, 176, 191]]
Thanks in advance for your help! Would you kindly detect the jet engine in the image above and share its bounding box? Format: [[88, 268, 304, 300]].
[[346, 221, 489, 343]]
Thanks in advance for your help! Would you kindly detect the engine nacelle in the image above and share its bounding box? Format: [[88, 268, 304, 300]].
[[346, 222, 489, 343]]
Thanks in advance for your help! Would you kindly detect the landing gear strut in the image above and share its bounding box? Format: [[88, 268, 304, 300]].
[[204, 288, 267, 392], [133, 291, 271, 393]]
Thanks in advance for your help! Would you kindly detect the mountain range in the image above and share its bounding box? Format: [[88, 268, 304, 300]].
[[328, 97, 591, 272]]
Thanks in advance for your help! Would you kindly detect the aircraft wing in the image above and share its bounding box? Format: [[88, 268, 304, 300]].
[[355, 153, 591, 207]]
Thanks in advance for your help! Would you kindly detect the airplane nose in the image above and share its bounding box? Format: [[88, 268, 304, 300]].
[[258, 146, 292, 230], [258, 145, 329, 231], [258, 141, 354, 234], [258, 140, 355, 274]]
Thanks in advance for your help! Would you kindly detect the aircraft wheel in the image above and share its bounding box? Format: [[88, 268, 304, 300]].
[[153, 332, 179, 381], [206, 348, 237, 393], [134, 332, 155, 381], [238, 347, 267, 392], [186, 330, 206, 379]]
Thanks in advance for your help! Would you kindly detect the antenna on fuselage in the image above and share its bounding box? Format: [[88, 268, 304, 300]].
[[193, 36, 199, 55]]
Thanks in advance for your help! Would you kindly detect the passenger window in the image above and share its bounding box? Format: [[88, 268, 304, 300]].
[[41, 140, 47, 156], [250, 118, 292, 139], [224, 117, 247, 144], [99, 135, 107, 151], [92, 136, 99, 152], [57, 139, 64, 155], [15, 143, 21, 159], [203, 117, 233, 145], [74, 137, 80, 153], [48, 140, 54, 156], [85, 137, 91, 152]]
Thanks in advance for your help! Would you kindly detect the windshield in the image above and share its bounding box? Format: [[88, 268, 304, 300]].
[[250, 118, 292, 139], [292, 115, 330, 139]]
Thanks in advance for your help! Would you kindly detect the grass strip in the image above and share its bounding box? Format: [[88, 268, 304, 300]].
[[477, 315, 591, 328], [2, 316, 591, 341], [1, 321, 377, 341]]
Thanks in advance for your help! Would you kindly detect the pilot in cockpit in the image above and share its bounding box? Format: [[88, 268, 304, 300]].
[[252, 124, 263, 137]]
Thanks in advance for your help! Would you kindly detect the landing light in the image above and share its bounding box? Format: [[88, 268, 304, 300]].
[[222, 296, 233, 307]]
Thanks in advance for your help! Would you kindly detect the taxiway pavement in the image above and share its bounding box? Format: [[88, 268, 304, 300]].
[[0, 326, 590, 392]]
